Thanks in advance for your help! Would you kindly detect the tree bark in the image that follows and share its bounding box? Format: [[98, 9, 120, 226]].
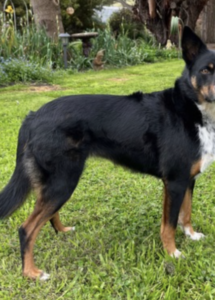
[[30, 0, 64, 40], [133, 0, 209, 45], [201, 0, 215, 43]]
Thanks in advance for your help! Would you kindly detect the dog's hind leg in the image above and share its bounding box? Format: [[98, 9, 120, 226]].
[[19, 199, 53, 280], [19, 159, 85, 280], [178, 180, 205, 240], [50, 212, 75, 234], [160, 179, 188, 258]]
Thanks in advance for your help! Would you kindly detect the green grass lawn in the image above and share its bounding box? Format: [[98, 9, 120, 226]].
[[1, 60, 215, 299]]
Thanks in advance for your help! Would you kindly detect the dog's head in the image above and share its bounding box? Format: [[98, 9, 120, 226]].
[[182, 26, 215, 104]]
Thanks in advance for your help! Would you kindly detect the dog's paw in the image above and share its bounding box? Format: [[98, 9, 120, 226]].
[[184, 227, 205, 240], [61, 226, 75, 233], [189, 231, 205, 241], [40, 272, 50, 281], [170, 249, 183, 258]]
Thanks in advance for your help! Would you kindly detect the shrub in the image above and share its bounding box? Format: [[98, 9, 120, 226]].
[[0, 64, 9, 86], [0, 57, 53, 85], [88, 28, 178, 68], [0, 12, 63, 68], [0, 12, 178, 78], [109, 8, 154, 43]]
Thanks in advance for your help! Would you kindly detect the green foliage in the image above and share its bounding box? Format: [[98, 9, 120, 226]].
[[2, 0, 112, 33], [2, 0, 31, 30], [0, 57, 53, 85], [1, 61, 215, 299], [60, 0, 112, 33], [6, 0, 29, 17], [0, 9, 178, 82], [0, 12, 62, 67], [109, 8, 152, 41], [69, 28, 178, 70]]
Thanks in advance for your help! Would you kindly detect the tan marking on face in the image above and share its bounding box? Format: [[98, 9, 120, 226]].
[[191, 77, 205, 103], [191, 76, 197, 89], [160, 181, 176, 255], [191, 73, 215, 104], [208, 63, 214, 69], [199, 84, 215, 103], [200, 85, 210, 99]]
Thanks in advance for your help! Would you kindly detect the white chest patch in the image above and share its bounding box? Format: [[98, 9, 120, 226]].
[[197, 106, 215, 173]]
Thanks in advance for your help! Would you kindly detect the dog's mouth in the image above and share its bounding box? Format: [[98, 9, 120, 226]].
[[204, 97, 215, 103]]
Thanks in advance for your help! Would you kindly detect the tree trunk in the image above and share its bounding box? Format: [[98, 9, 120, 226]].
[[133, 0, 209, 46], [30, 0, 64, 40], [200, 0, 215, 43]]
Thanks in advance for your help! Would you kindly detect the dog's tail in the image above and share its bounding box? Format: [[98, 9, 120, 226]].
[[0, 112, 34, 218]]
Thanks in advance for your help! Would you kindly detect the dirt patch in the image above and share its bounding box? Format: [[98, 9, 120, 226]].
[[29, 84, 62, 92], [108, 78, 128, 83]]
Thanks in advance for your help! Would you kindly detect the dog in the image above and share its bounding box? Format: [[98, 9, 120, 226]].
[[0, 26, 215, 280]]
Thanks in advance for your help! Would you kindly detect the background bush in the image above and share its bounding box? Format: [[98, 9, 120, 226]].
[[1, 0, 110, 33], [0, 9, 178, 84], [0, 57, 53, 85], [0, 14, 63, 68], [69, 28, 178, 70], [109, 8, 153, 42]]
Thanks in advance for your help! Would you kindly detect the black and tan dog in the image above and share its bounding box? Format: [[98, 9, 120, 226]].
[[0, 27, 215, 280]]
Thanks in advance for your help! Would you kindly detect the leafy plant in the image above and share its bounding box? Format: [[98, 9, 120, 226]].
[[0, 57, 53, 85], [0, 12, 63, 68], [109, 8, 153, 42], [89, 28, 178, 67], [0, 11, 178, 81]]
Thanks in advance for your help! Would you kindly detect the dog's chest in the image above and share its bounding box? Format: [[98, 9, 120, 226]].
[[198, 118, 215, 173]]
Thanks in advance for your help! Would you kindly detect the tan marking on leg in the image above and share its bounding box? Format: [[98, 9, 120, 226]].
[[190, 160, 201, 177], [51, 212, 72, 232], [23, 224, 44, 279], [22, 200, 52, 279], [160, 182, 177, 255], [178, 189, 194, 234], [160, 222, 176, 255], [178, 187, 205, 240]]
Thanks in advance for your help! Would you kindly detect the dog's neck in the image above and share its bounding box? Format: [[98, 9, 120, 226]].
[[175, 71, 199, 104], [197, 102, 215, 124]]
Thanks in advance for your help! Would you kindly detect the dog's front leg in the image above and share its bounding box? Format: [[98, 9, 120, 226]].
[[178, 179, 205, 240], [160, 179, 188, 258]]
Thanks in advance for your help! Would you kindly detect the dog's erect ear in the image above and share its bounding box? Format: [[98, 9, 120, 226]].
[[182, 26, 208, 66]]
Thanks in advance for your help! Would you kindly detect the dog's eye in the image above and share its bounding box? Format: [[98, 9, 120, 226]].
[[201, 68, 210, 75]]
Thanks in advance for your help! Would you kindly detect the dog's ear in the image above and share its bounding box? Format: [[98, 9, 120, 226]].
[[182, 26, 208, 66]]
